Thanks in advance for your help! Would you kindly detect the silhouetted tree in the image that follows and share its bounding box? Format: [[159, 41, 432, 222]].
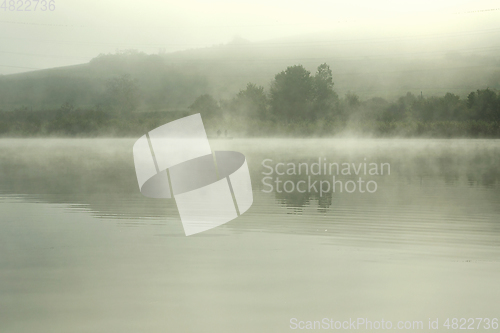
[[312, 63, 339, 120], [270, 65, 314, 122], [189, 94, 221, 119], [231, 83, 268, 120], [467, 89, 500, 121]]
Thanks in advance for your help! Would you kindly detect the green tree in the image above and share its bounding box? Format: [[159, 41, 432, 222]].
[[231, 83, 268, 120], [189, 94, 221, 119], [312, 63, 339, 120], [379, 92, 414, 122], [467, 89, 499, 121], [270, 65, 314, 123], [438, 93, 465, 121]]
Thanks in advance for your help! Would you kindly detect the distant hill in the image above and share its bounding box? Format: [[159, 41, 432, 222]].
[[1, 30, 499, 112]]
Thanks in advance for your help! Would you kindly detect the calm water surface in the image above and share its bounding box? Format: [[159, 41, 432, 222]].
[[0, 138, 499, 333]]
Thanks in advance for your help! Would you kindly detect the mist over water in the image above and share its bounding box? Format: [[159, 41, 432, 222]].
[[0, 139, 499, 332]]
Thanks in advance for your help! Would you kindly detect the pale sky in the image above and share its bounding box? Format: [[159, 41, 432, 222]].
[[0, 0, 499, 74]]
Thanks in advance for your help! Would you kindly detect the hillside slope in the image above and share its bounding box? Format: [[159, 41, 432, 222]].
[[1, 28, 499, 112]]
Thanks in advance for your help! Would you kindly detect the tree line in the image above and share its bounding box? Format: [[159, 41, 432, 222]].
[[0, 63, 499, 137], [189, 64, 500, 137]]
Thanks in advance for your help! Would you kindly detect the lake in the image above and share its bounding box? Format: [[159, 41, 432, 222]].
[[0, 138, 499, 332]]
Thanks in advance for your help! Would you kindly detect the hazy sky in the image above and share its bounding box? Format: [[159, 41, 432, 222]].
[[0, 0, 499, 74]]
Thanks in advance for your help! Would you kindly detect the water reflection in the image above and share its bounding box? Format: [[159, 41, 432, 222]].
[[0, 139, 499, 240], [0, 139, 176, 222], [1, 138, 500, 333], [251, 143, 499, 213]]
